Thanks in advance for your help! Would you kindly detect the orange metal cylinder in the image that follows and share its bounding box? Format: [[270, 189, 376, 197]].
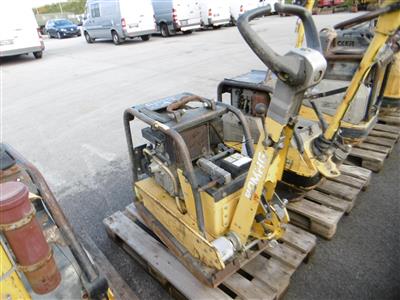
[[0, 182, 61, 294]]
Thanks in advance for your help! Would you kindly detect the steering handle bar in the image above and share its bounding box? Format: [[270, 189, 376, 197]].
[[237, 3, 321, 86]]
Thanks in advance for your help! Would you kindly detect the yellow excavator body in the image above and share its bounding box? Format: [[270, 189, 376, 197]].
[[382, 51, 400, 110]]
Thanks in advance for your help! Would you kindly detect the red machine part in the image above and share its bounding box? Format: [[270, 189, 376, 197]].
[[0, 181, 61, 294]]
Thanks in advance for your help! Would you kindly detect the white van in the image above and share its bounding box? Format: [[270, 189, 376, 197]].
[[229, 0, 260, 23], [83, 0, 156, 45], [0, 1, 44, 59], [152, 0, 201, 37], [198, 0, 231, 28]]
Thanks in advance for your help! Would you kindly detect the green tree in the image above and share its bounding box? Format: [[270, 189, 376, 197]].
[[36, 0, 87, 15]]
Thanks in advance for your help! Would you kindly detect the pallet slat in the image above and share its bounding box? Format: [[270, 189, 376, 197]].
[[242, 256, 292, 296], [373, 123, 400, 134], [289, 211, 337, 239], [103, 212, 230, 300], [338, 164, 372, 183], [348, 147, 386, 172], [223, 273, 275, 300], [316, 180, 361, 203], [354, 143, 390, 156], [287, 199, 343, 228], [364, 136, 396, 148], [280, 224, 316, 254], [264, 242, 307, 269], [369, 129, 399, 140], [350, 147, 387, 161], [304, 189, 350, 212], [327, 173, 366, 190], [378, 115, 400, 126]]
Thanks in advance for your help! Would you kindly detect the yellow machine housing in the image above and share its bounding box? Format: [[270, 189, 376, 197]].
[[178, 170, 240, 237], [0, 240, 31, 300], [135, 169, 243, 240], [381, 51, 400, 110], [135, 175, 241, 262]]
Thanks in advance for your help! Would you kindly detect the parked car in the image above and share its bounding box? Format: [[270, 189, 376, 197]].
[[83, 0, 156, 45], [0, 0, 44, 59], [198, 0, 231, 28], [152, 0, 201, 37], [37, 13, 81, 34], [46, 19, 81, 39], [229, 0, 259, 24]]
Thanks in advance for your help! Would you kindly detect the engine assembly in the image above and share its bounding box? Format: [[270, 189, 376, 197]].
[[126, 93, 257, 238]]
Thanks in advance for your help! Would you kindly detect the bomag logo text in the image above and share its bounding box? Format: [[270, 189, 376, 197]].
[[245, 151, 267, 199]]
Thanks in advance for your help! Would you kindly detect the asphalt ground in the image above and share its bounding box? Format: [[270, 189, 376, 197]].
[[1, 12, 399, 299]]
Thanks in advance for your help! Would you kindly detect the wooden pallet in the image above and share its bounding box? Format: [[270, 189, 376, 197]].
[[378, 110, 400, 126], [286, 164, 372, 239], [104, 204, 316, 300], [346, 123, 399, 172]]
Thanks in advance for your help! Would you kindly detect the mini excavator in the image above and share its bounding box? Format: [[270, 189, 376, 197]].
[[124, 4, 327, 287], [0, 144, 116, 300], [286, 0, 399, 138], [301, 0, 400, 141], [320, 6, 400, 117], [218, 1, 400, 190]]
